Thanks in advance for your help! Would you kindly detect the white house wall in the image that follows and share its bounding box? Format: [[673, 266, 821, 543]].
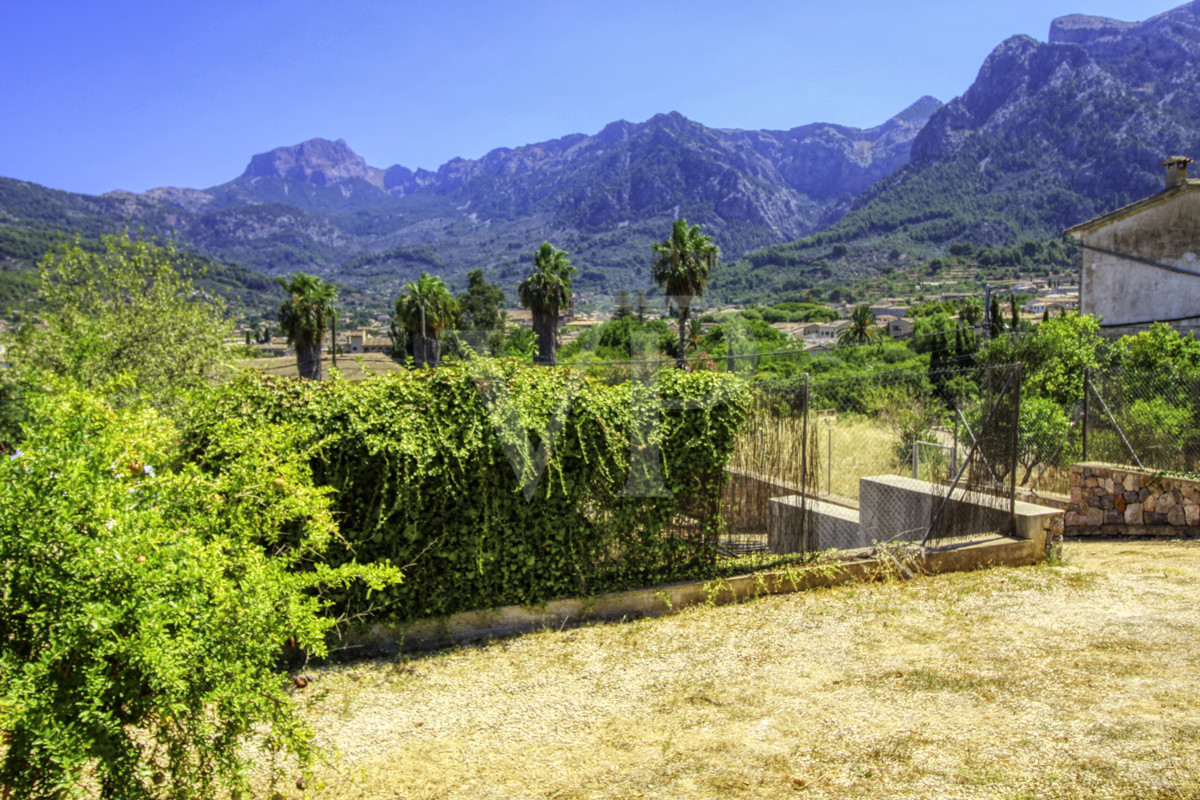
[[1080, 191, 1200, 332]]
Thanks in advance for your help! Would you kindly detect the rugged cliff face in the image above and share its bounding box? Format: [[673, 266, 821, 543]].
[[899, 1, 1200, 236], [178, 97, 939, 252], [0, 98, 938, 295]]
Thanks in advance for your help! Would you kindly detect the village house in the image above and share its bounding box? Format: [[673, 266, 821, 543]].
[[1066, 155, 1200, 336], [1023, 291, 1079, 316], [814, 319, 852, 340], [347, 330, 392, 354], [886, 317, 914, 339]]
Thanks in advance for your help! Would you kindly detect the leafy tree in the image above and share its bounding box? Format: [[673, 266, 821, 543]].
[[560, 316, 673, 362], [0, 381, 400, 798], [11, 231, 229, 414], [613, 289, 632, 320], [634, 290, 648, 322], [651, 219, 718, 369], [518, 243, 575, 366], [960, 297, 983, 327], [911, 311, 956, 354], [686, 316, 705, 353], [455, 268, 506, 331], [838, 304, 880, 347], [988, 295, 1004, 339], [277, 272, 338, 380], [980, 312, 1101, 407], [397, 272, 458, 367]]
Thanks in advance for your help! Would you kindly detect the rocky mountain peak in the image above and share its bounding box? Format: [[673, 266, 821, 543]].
[[241, 137, 384, 188], [1048, 14, 1137, 45], [893, 95, 943, 123]]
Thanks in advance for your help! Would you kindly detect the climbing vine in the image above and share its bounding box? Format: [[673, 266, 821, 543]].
[[186, 360, 751, 623]]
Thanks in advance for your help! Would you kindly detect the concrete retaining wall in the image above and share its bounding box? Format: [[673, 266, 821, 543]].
[[346, 535, 1045, 654]]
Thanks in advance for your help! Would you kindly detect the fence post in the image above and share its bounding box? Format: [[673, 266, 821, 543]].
[[1010, 363, 1022, 533], [1082, 367, 1089, 462], [952, 415, 958, 475], [801, 373, 810, 495], [801, 373, 811, 550]]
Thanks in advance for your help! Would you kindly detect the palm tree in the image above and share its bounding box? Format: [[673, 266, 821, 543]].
[[686, 316, 705, 352], [838, 304, 879, 347], [651, 219, 718, 369], [518, 242, 575, 366], [277, 272, 337, 380], [396, 272, 458, 367]]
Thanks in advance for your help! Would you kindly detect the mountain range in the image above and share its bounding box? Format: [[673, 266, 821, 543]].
[[2, 1, 1199, 313]]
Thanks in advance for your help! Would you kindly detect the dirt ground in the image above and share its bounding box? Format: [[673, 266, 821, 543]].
[[286, 540, 1200, 800]]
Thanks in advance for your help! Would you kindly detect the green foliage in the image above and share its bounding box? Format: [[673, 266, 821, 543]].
[[911, 312, 956, 354], [0, 381, 400, 798], [885, 399, 945, 470], [519, 243, 575, 366], [185, 364, 751, 624], [455, 269, 506, 331], [980, 313, 1101, 407], [756, 302, 838, 324], [277, 272, 338, 381], [1123, 396, 1197, 468], [652, 219, 718, 368], [1118, 323, 1200, 381], [838, 305, 879, 347], [1015, 395, 1073, 482], [396, 272, 457, 339], [11, 231, 230, 415], [561, 316, 674, 362]]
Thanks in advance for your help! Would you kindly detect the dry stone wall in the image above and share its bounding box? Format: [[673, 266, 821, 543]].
[[1067, 462, 1200, 536]]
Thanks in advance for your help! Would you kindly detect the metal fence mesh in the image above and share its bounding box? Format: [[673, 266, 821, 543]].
[[718, 363, 1021, 554], [1083, 368, 1200, 475]]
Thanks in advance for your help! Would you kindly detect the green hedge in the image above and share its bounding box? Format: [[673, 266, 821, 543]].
[[186, 360, 750, 623]]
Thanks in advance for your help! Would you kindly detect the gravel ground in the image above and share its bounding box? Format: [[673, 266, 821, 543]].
[[281, 540, 1200, 800]]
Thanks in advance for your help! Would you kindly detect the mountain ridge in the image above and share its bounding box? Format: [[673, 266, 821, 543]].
[[729, 0, 1200, 298], [3, 2, 1199, 312]]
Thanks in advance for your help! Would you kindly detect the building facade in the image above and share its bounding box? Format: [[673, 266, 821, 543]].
[[1065, 156, 1200, 336]]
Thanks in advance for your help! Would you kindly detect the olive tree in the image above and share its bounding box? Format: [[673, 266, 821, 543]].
[[12, 231, 230, 414]]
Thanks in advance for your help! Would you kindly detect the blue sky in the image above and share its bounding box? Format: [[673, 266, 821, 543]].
[[0, 0, 1179, 195]]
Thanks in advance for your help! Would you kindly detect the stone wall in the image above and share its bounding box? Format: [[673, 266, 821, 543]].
[[1067, 462, 1200, 536]]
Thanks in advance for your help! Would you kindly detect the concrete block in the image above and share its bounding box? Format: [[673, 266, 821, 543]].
[[859, 474, 1011, 544], [768, 495, 861, 553]]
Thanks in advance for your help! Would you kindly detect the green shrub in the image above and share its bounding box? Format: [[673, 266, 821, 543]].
[[0, 381, 400, 798], [185, 361, 751, 624]]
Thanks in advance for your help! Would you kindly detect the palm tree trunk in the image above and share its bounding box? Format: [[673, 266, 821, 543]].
[[676, 305, 689, 370], [296, 337, 322, 381], [413, 335, 440, 368], [533, 311, 556, 366]]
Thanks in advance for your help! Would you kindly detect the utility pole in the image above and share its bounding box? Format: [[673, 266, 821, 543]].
[[983, 284, 992, 340]]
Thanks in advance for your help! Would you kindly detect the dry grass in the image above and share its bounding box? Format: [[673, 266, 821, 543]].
[[818, 415, 906, 499], [266, 540, 1200, 800], [731, 413, 902, 501], [241, 353, 406, 381]]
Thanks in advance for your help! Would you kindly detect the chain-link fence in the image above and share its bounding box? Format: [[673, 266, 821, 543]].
[[1006, 364, 1200, 498], [719, 363, 1021, 554]]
